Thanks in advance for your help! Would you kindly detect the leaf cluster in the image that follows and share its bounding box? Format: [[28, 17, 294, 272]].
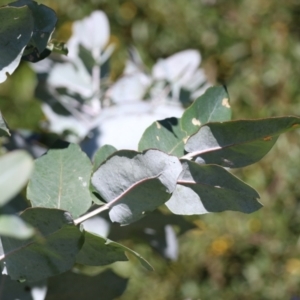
[[1, 2, 300, 299]]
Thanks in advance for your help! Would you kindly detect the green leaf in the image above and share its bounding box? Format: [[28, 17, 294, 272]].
[[138, 117, 187, 156], [0, 111, 10, 137], [76, 230, 153, 270], [0, 5, 34, 83], [0, 150, 33, 207], [76, 230, 128, 266], [181, 86, 231, 136], [27, 143, 93, 218], [0, 215, 34, 239], [166, 160, 262, 215], [0, 208, 84, 282], [45, 269, 128, 300], [92, 149, 182, 225], [108, 239, 153, 271], [185, 116, 300, 168], [93, 144, 117, 172], [9, 0, 57, 56]]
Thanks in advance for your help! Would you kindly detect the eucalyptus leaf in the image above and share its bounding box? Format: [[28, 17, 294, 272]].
[[27, 143, 93, 218], [9, 0, 57, 58], [45, 269, 128, 300], [76, 230, 154, 270], [109, 177, 173, 225], [0, 208, 83, 282], [0, 5, 33, 83], [67, 11, 110, 60], [93, 144, 117, 171], [185, 116, 300, 168], [92, 149, 182, 225], [108, 239, 153, 271], [138, 117, 187, 156], [76, 230, 128, 266], [181, 86, 231, 136], [0, 150, 33, 207], [166, 160, 262, 215]]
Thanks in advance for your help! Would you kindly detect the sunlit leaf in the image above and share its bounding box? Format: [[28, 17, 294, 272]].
[[92, 149, 182, 225], [166, 160, 262, 215], [185, 116, 300, 168], [27, 143, 93, 218], [138, 117, 187, 156], [181, 86, 231, 136]]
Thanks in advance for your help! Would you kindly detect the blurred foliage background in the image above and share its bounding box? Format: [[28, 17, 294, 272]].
[[2, 0, 300, 299]]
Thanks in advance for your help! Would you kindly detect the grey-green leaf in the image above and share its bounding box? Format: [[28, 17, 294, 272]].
[[0, 5, 34, 83], [138, 117, 187, 156], [166, 160, 262, 215], [27, 143, 93, 218], [93, 144, 117, 171], [9, 0, 57, 54], [92, 149, 182, 225], [109, 177, 173, 225], [0, 215, 34, 239], [0, 208, 83, 282], [0, 150, 33, 207], [181, 86, 231, 136], [185, 116, 300, 168]]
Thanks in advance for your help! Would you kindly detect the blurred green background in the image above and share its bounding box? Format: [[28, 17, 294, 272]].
[[1, 0, 300, 299]]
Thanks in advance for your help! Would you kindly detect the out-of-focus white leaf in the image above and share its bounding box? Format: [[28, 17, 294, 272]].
[[95, 102, 184, 149], [107, 56, 150, 103], [0, 150, 33, 206], [48, 60, 93, 98], [29, 57, 53, 73], [68, 11, 110, 60], [152, 49, 201, 86], [42, 104, 98, 141], [108, 61, 151, 103], [184, 69, 207, 91]]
